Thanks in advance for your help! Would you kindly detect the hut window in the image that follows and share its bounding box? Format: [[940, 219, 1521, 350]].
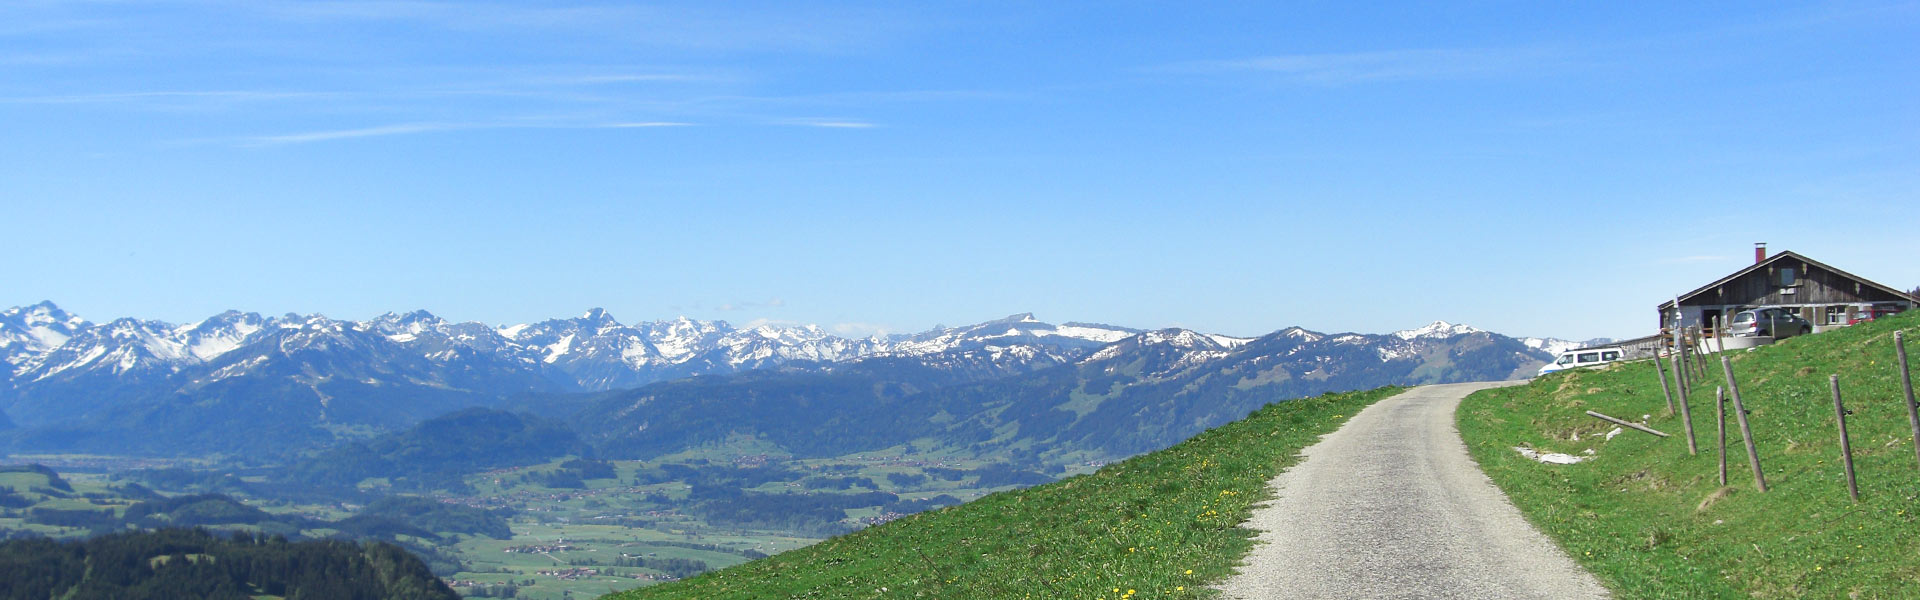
[[1777, 267, 1797, 287]]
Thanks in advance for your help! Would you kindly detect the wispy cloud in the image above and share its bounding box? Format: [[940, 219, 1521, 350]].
[[782, 118, 878, 129], [717, 89, 1012, 106], [244, 122, 475, 145], [1, 90, 332, 105], [237, 1, 894, 52], [560, 74, 705, 84], [602, 121, 694, 128], [235, 119, 699, 146], [1154, 47, 1560, 85], [1, 75, 717, 111], [248, 1, 641, 30]]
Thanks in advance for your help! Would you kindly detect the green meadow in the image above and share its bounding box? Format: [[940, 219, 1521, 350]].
[[1461, 311, 1920, 599]]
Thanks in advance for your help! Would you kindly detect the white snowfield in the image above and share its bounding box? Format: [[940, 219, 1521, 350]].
[[1391, 320, 1485, 340], [2, 303, 1579, 394], [2, 305, 1189, 389]]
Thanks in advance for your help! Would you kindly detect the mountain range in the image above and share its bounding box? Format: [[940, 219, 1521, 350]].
[[0, 301, 1593, 461]]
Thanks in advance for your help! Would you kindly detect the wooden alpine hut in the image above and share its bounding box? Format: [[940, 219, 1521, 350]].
[[1656, 243, 1914, 334]]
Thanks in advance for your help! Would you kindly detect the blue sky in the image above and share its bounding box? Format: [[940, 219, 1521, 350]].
[[2, 2, 1915, 340]]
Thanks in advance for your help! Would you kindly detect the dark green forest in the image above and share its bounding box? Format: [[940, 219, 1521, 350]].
[[0, 528, 456, 599]]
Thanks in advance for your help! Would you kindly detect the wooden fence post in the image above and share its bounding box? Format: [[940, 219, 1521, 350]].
[[1669, 347, 1687, 417], [1671, 297, 1684, 377], [1721, 356, 1768, 492], [1676, 339, 1692, 397], [1691, 327, 1710, 384], [1677, 357, 1698, 455], [1898, 331, 1920, 473], [1715, 386, 1728, 486], [1654, 352, 1676, 416], [1831, 375, 1859, 502], [1680, 328, 1693, 383]]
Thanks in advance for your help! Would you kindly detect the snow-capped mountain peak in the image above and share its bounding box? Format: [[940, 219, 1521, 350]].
[[175, 310, 267, 361], [1079, 327, 1239, 378], [1208, 334, 1254, 348], [3, 302, 1563, 403], [1, 301, 93, 361], [497, 323, 531, 340], [881, 314, 1136, 358], [15, 301, 86, 328], [983, 312, 1038, 325], [1277, 326, 1324, 342], [579, 307, 619, 325], [1392, 321, 1485, 340], [1139, 328, 1220, 349]]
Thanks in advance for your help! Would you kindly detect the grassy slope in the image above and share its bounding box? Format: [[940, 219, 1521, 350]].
[[606, 386, 1405, 600], [1460, 312, 1920, 599]]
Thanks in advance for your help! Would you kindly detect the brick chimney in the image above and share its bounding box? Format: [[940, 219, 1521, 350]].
[[1754, 242, 1767, 264]]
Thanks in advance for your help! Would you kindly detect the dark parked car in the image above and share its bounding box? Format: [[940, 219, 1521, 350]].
[[1730, 308, 1810, 338], [1848, 306, 1902, 325]]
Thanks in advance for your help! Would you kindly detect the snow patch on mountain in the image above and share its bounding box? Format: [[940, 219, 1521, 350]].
[[543, 334, 576, 364], [1081, 328, 1233, 372], [1283, 327, 1320, 339], [1, 301, 93, 365], [2, 302, 1565, 398], [1392, 321, 1485, 340], [1207, 334, 1253, 348], [880, 314, 1134, 358], [1051, 325, 1135, 343], [1377, 346, 1414, 362]]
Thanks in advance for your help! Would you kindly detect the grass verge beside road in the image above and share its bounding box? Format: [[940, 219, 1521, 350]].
[[607, 385, 1404, 600], [1460, 312, 1920, 599]]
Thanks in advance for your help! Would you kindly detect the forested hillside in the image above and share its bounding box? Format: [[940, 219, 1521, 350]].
[[289, 408, 592, 493], [0, 528, 456, 599], [575, 325, 1549, 464]]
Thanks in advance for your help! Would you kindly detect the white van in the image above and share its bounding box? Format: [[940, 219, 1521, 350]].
[[1538, 347, 1626, 376]]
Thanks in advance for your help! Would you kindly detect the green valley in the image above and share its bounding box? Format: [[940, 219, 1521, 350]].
[[604, 386, 1404, 599], [2, 307, 1559, 598]]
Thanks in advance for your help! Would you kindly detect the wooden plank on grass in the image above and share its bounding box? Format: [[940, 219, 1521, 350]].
[[1585, 411, 1670, 438]]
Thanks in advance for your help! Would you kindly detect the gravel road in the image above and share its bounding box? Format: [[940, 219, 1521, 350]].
[[1216, 382, 1610, 599]]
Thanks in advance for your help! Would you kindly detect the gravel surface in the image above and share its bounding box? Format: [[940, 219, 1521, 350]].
[[1216, 382, 1611, 599]]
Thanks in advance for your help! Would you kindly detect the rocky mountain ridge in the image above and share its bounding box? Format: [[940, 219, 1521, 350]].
[[0, 302, 1570, 459], [1, 303, 1150, 396]]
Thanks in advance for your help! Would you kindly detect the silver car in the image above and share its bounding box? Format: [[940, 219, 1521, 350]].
[[1730, 308, 1810, 338]]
